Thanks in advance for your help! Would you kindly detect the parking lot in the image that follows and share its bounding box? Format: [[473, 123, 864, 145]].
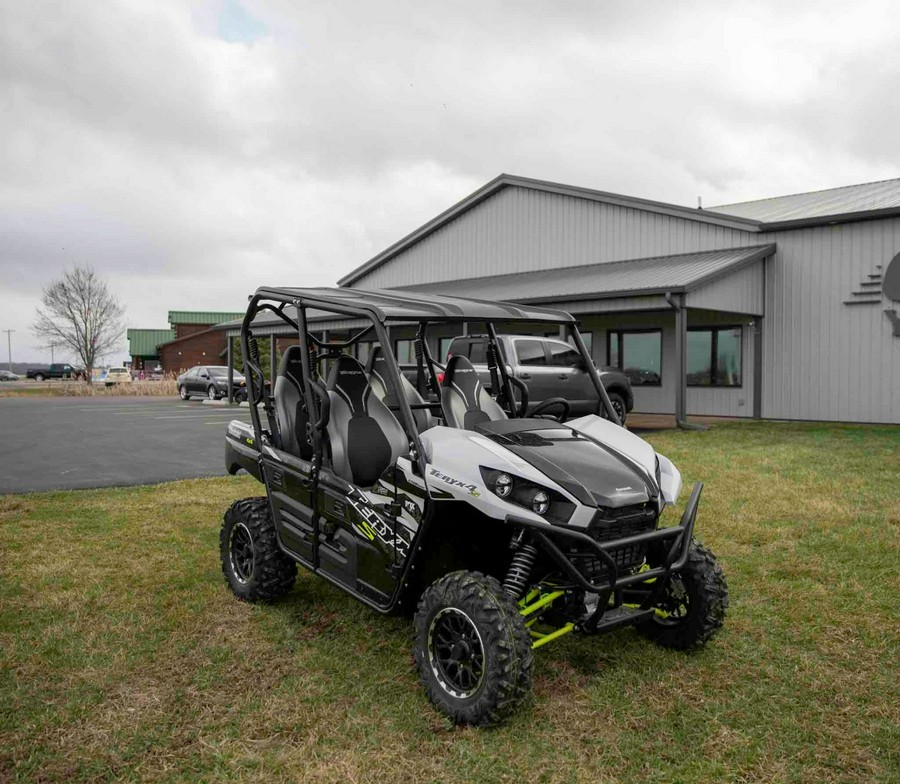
[[0, 396, 250, 493]]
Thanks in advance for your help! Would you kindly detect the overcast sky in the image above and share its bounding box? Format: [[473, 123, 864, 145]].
[[2, 0, 898, 363]]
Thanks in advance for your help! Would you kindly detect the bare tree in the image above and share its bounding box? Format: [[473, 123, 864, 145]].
[[32, 266, 125, 384]]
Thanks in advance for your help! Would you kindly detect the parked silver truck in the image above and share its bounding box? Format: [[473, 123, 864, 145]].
[[444, 334, 634, 424]]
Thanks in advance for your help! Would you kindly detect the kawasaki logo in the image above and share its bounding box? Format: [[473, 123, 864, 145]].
[[429, 468, 480, 497]]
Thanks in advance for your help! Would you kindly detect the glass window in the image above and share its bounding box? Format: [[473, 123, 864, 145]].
[[567, 331, 593, 358], [438, 337, 454, 362], [608, 331, 662, 386], [515, 339, 547, 366], [687, 331, 713, 386], [687, 327, 742, 387], [394, 339, 413, 365], [468, 339, 487, 364], [546, 340, 582, 368]]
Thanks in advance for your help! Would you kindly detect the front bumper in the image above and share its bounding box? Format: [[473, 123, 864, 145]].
[[506, 481, 702, 596]]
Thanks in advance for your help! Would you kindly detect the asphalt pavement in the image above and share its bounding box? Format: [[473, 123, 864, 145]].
[[0, 396, 251, 494]]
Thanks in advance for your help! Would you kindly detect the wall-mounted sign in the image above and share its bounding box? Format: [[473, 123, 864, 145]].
[[885, 252, 900, 336]]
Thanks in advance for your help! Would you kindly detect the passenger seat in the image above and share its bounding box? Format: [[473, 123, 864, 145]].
[[325, 355, 408, 486], [365, 345, 434, 432], [274, 346, 314, 460]]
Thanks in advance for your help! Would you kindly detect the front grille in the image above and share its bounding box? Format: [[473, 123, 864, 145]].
[[570, 503, 657, 583]]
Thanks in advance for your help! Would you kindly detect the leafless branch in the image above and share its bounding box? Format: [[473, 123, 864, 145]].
[[32, 266, 125, 383]]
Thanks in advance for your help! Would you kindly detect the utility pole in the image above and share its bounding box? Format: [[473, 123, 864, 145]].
[[2, 330, 13, 371]]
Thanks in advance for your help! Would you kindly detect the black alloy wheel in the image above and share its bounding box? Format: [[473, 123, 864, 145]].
[[228, 522, 255, 584], [414, 571, 532, 726], [219, 497, 296, 602], [428, 607, 486, 698]]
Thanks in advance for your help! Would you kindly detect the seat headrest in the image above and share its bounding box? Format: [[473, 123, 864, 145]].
[[279, 345, 306, 387], [327, 355, 371, 413], [442, 354, 481, 407]]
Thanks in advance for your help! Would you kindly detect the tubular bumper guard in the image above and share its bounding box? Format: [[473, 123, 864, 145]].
[[505, 482, 703, 596]]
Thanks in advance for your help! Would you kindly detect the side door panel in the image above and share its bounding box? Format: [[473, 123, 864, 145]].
[[263, 455, 315, 566]]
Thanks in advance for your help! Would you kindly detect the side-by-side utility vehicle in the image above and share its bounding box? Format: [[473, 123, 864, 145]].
[[221, 288, 728, 726]]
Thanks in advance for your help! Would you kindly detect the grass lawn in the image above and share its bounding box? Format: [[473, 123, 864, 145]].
[[1, 422, 898, 783]]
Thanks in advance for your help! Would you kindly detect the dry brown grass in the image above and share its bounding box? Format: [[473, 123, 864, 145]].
[[0, 422, 897, 783]]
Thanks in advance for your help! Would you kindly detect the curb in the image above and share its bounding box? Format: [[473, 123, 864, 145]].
[[201, 399, 250, 407]]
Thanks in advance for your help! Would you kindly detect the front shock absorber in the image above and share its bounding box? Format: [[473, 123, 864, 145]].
[[503, 539, 538, 598]]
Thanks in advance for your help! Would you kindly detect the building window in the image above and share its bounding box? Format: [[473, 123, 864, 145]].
[[688, 327, 742, 387], [394, 339, 413, 364], [607, 330, 662, 386], [438, 337, 454, 362], [568, 331, 593, 357]]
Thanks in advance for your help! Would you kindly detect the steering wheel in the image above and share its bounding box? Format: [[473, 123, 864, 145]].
[[506, 376, 529, 418], [527, 397, 571, 423]]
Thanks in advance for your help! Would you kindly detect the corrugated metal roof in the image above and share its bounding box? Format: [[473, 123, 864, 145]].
[[127, 328, 176, 356], [710, 178, 900, 223], [338, 173, 761, 286], [402, 245, 775, 304], [167, 311, 243, 326]]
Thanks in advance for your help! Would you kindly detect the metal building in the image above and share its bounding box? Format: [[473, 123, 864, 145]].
[[334, 175, 900, 425]]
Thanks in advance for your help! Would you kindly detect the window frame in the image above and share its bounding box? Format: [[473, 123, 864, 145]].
[[606, 328, 663, 387], [687, 325, 744, 388]]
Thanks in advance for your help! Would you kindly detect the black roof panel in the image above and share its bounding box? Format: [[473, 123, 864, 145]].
[[253, 286, 576, 324]]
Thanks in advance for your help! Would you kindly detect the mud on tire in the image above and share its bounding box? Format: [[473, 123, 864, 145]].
[[220, 497, 296, 602], [637, 539, 728, 650], [413, 571, 533, 726]]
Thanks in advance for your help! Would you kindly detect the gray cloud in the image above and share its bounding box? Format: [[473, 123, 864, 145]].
[[1, 0, 898, 362]]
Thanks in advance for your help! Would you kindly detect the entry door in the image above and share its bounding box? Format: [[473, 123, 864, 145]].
[[314, 470, 399, 604], [263, 454, 316, 566], [513, 337, 560, 408]]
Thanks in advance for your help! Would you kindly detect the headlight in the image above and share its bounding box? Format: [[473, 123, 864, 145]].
[[494, 473, 512, 497], [531, 490, 550, 515], [479, 467, 574, 524]]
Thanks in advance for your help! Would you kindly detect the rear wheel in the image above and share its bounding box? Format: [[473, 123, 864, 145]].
[[34, 373, 45, 382], [414, 571, 532, 726], [637, 539, 728, 650], [179, 385, 188, 400], [220, 497, 296, 602]]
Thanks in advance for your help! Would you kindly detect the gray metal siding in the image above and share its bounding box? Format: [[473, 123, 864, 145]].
[[353, 186, 759, 289], [758, 218, 900, 423], [687, 261, 766, 316]]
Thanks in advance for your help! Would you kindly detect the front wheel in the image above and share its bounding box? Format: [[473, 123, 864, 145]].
[[179, 385, 188, 400], [637, 539, 728, 650], [207, 385, 219, 400], [607, 391, 627, 425], [414, 571, 533, 726], [220, 497, 296, 602]]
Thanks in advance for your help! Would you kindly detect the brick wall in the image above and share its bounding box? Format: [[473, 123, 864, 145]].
[[158, 329, 229, 373]]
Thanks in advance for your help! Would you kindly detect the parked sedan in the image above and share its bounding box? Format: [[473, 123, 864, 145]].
[[177, 365, 246, 400], [0, 370, 19, 381], [104, 367, 132, 386]]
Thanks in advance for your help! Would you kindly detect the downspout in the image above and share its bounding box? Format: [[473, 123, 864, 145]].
[[665, 291, 706, 431]]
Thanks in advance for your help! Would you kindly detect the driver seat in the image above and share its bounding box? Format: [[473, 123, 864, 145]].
[[325, 355, 408, 486], [274, 345, 313, 460], [441, 355, 508, 430]]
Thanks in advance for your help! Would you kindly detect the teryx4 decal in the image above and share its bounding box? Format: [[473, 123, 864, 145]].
[[345, 488, 411, 560], [428, 468, 481, 497]]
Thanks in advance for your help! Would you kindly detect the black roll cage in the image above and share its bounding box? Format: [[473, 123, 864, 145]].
[[239, 288, 621, 470]]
